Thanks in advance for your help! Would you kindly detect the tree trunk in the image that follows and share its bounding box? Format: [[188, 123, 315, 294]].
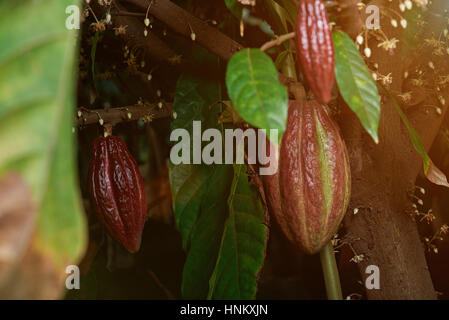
[[336, 0, 449, 299]]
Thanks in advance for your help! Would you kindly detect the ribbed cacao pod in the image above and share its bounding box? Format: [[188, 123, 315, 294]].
[[296, 0, 335, 104], [269, 100, 350, 254], [89, 136, 147, 253]]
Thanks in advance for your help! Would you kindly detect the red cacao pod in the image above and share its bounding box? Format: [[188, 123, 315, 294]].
[[296, 0, 335, 104], [275, 100, 350, 254], [89, 136, 147, 253]]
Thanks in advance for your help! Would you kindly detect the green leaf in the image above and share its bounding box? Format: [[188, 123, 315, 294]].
[[380, 84, 449, 188], [169, 72, 235, 298], [169, 162, 214, 249], [225, 0, 244, 18], [181, 165, 234, 299], [272, 0, 297, 27], [0, 0, 86, 275], [274, 49, 292, 69], [171, 74, 207, 133], [170, 72, 268, 299], [226, 48, 288, 142], [262, 0, 289, 35], [333, 30, 381, 143], [169, 74, 222, 249], [208, 164, 267, 299]]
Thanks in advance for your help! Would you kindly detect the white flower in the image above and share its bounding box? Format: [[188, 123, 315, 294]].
[[401, 19, 407, 28], [364, 47, 372, 58], [405, 0, 413, 9], [377, 38, 399, 51], [350, 254, 365, 264]]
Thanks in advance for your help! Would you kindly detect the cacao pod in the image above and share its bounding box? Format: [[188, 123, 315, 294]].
[[89, 136, 147, 253], [273, 100, 350, 254], [296, 0, 335, 104]]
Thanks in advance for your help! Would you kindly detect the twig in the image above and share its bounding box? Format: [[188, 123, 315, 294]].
[[76, 103, 173, 126], [260, 32, 295, 51], [146, 269, 176, 299], [111, 11, 145, 17]]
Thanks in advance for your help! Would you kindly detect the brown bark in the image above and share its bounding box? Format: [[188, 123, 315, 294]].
[[339, 0, 449, 299], [124, 0, 243, 60], [122, 0, 294, 88], [340, 101, 441, 299], [92, 1, 177, 62]]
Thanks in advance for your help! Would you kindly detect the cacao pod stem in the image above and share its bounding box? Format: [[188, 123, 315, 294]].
[[320, 241, 343, 300]]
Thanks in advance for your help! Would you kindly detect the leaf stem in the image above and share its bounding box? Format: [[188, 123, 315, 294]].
[[319, 241, 343, 300]]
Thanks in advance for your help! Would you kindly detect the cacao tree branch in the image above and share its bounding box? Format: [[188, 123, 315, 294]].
[[122, 0, 295, 89], [123, 0, 242, 61], [260, 32, 296, 51], [76, 102, 172, 126], [111, 11, 145, 17], [92, 1, 178, 63]]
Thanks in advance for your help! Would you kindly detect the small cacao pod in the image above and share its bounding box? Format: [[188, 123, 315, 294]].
[[89, 136, 147, 253], [276, 100, 350, 254], [296, 0, 335, 104]]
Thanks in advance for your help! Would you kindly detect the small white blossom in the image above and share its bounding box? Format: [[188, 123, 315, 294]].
[[401, 19, 407, 28], [405, 0, 412, 9], [350, 254, 365, 264], [364, 47, 372, 58]]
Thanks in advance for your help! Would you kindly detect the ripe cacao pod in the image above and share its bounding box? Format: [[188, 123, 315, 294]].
[[296, 0, 335, 104], [89, 136, 147, 253], [270, 100, 350, 254]]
